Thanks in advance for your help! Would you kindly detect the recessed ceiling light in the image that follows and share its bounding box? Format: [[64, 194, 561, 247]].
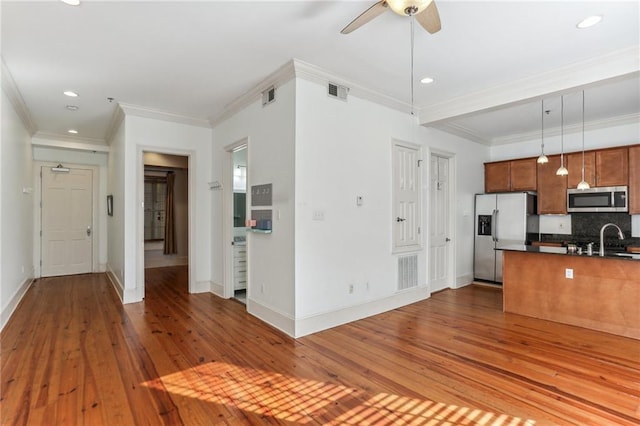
[[577, 15, 603, 29], [68, 129, 78, 134], [66, 105, 79, 111], [63, 91, 79, 97], [60, 0, 81, 6], [420, 77, 435, 84]]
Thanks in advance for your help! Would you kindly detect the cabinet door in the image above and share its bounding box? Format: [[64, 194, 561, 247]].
[[510, 158, 537, 191], [566, 151, 595, 189], [485, 162, 510, 193], [596, 147, 628, 187], [537, 155, 567, 214], [629, 145, 640, 214]]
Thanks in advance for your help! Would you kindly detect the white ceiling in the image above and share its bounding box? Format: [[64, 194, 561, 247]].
[[2, 1, 639, 145]]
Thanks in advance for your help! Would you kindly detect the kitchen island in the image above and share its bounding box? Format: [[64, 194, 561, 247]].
[[501, 246, 639, 340]]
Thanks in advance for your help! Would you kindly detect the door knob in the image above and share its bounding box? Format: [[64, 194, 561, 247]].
[[396, 217, 406, 222], [86, 226, 92, 236], [445, 237, 451, 242]]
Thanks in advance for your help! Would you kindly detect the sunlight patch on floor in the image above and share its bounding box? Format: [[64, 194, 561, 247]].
[[142, 361, 536, 425]]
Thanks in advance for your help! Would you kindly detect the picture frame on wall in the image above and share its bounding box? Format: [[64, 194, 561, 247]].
[[107, 195, 113, 216]]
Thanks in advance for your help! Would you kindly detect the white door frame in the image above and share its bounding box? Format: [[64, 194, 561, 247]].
[[427, 148, 457, 291], [222, 138, 248, 299], [34, 161, 101, 278], [136, 146, 195, 300]]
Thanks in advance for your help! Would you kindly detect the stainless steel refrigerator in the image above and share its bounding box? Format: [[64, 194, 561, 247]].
[[474, 192, 539, 283]]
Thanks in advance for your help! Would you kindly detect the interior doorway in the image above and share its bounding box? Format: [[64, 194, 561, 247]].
[[143, 153, 189, 270], [231, 146, 248, 303], [429, 152, 454, 293]]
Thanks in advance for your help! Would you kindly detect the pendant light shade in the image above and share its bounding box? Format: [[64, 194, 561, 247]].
[[577, 90, 590, 190], [537, 100, 549, 164], [556, 95, 569, 176]]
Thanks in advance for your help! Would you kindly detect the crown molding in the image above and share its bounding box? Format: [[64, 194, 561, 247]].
[[32, 132, 110, 153], [433, 122, 492, 146], [1, 58, 37, 135], [119, 102, 211, 129], [208, 60, 297, 127], [419, 46, 640, 126], [490, 112, 640, 146], [209, 58, 415, 127]]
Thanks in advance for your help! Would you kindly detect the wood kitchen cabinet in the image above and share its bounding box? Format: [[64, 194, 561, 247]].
[[484, 158, 536, 193], [595, 147, 628, 187], [566, 151, 596, 189], [509, 158, 537, 191], [484, 161, 511, 192], [537, 154, 567, 214], [629, 144, 640, 214]]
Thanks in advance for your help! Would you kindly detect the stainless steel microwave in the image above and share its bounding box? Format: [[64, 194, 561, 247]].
[[567, 186, 628, 212]]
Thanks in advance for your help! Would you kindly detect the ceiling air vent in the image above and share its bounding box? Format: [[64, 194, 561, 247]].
[[262, 86, 275, 106], [328, 82, 349, 101]]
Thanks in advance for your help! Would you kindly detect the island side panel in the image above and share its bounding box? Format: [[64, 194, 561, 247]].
[[503, 251, 640, 340]]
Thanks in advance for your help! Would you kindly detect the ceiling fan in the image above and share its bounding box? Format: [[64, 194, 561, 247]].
[[341, 0, 441, 34]]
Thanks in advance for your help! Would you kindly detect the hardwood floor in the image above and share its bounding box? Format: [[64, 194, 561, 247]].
[[1, 267, 638, 425]]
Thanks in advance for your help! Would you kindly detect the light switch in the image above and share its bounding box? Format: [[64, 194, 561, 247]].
[[356, 196, 363, 206], [313, 210, 325, 221]]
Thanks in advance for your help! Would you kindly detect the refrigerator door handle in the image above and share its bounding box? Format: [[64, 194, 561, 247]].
[[492, 209, 499, 242]]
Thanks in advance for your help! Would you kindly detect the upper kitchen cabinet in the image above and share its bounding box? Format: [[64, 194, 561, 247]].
[[566, 151, 595, 189], [595, 147, 628, 187], [484, 158, 536, 193], [510, 158, 538, 191], [484, 161, 511, 193], [629, 144, 640, 214], [537, 155, 567, 214]]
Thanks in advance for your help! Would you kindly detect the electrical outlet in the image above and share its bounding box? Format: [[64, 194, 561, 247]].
[[565, 268, 573, 279], [348, 284, 354, 294]]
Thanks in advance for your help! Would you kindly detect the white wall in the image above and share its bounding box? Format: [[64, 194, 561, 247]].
[[488, 121, 639, 161], [1, 88, 34, 330], [294, 78, 489, 334], [125, 115, 212, 299], [212, 80, 297, 333], [106, 115, 127, 299]]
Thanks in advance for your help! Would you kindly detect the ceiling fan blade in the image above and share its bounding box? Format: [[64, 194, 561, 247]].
[[416, 0, 441, 34], [340, 1, 388, 34]]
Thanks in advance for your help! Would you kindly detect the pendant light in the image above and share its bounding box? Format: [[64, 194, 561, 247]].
[[556, 95, 569, 176], [577, 90, 590, 190], [537, 100, 549, 164]]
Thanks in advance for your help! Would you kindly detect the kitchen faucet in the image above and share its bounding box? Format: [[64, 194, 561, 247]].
[[599, 223, 625, 256]]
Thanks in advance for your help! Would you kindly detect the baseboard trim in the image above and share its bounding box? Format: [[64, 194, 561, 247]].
[[209, 281, 224, 298], [106, 266, 124, 302], [1, 276, 34, 331], [193, 280, 211, 294], [247, 299, 295, 337], [294, 286, 430, 338], [456, 273, 474, 288]]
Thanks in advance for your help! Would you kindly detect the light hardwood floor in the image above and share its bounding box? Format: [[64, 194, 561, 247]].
[[1, 266, 638, 425]]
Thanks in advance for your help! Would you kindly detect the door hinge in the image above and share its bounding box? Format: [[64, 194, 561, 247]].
[[417, 160, 423, 167], [40, 230, 42, 237], [418, 226, 421, 234], [40, 260, 42, 266]]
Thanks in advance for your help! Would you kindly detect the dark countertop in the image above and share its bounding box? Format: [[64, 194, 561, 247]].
[[498, 245, 640, 261]]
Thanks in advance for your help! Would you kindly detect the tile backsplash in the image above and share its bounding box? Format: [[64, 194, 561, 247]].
[[541, 212, 640, 247]]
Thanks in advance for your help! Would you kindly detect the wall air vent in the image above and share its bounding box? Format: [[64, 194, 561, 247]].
[[328, 82, 349, 101], [397, 254, 418, 290], [262, 86, 275, 106]]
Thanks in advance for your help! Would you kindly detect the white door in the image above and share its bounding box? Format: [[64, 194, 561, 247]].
[[392, 141, 421, 252], [429, 154, 450, 292], [41, 166, 93, 277]]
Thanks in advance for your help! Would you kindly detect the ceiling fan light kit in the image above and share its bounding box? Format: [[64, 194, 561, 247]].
[[341, 0, 441, 34], [387, 0, 433, 16]]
